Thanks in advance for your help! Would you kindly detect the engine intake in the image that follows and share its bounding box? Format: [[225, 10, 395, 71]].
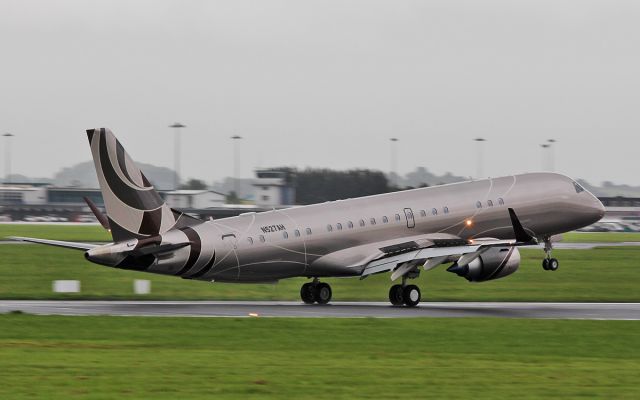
[[447, 247, 520, 282]]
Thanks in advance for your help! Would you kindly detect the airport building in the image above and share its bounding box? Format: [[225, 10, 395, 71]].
[[0, 168, 296, 221], [253, 169, 296, 207]]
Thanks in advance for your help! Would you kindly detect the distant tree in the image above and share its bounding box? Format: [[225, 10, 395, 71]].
[[294, 168, 392, 204], [226, 191, 241, 204], [180, 179, 207, 190]]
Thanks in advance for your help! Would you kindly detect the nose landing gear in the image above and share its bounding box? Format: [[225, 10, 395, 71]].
[[542, 237, 559, 271]]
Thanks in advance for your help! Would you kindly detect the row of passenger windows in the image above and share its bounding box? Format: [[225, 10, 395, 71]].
[[476, 198, 505, 209], [244, 206, 456, 245], [245, 198, 506, 245]]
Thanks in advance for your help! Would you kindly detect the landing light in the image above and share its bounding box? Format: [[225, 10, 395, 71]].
[[466, 220, 473, 227]]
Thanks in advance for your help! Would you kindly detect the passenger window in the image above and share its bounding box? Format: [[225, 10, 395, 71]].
[[283, 231, 289, 239], [487, 200, 493, 207], [306, 228, 312, 235], [432, 208, 438, 215], [294, 229, 300, 237], [498, 198, 504, 206], [336, 223, 343, 230], [476, 201, 482, 209], [247, 237, 253, 245], [259, 235, 265, 243], [443, 206, 449, 214], [347, 221, 354, 229], [395, 214, 401, 222], [327, 224, 333, 232], [420, 210, 426, 217], [382, 216, 389, 223], [370, 218, 376, 225], [359, 219, 365, 227]]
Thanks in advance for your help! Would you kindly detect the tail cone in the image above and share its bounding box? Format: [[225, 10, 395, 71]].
[[447, 263, 469, 277]]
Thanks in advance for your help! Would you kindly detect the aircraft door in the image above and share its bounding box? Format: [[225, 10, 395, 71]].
[[404, 208, 415, 228], [219, 233, 240, 269]]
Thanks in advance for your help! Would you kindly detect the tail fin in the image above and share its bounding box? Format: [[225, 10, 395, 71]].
[[87, 128, 177, 242]]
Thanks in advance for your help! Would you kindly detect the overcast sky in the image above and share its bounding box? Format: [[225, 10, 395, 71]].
[[1, 0, 639, 185]]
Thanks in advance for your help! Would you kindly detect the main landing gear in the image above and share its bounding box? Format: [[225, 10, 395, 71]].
[[389, 284, 421, 307], [388, 270, 421, 307], [542, 237, 559, 271], [300, 279, 332, 305]]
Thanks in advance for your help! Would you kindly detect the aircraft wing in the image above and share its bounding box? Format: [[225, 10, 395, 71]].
[[8, 236, 99, 251], [360, 208, 537, 279], [360, 240, 515, 279]]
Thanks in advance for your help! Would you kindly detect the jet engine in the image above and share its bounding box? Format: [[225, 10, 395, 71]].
[[447, 247, 520, 282]]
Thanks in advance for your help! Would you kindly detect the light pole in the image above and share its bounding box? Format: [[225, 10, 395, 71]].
[[389, 138, 398, 187], [473, 138, 487, 179], [547, 139, 556, 172], [3, 133, 14, 184], [231, 135, 242, 198], [2, 133, 14, 209], [169, 123, 186, 190], [540, 144, 551, 171]]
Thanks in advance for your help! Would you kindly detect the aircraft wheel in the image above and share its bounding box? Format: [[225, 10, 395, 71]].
[[300, 282, 316, 304], [315, 282, 332, 304], [542, 259, 550, 271], [403, 285, 421, 307], [389, 284, 404, 306], [548, 258, 559, 271]]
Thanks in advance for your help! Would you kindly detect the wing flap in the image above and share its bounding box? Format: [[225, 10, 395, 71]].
[[361, 244, 482, 277]]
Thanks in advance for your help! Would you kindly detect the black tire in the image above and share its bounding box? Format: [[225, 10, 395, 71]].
[[542, 258, 550, 271], [315, 283, 332, 304], [403, 285, 421, 307], [389, 284, 404, 306], [548, 258, 559, 271], [300, 282, 316, 304]]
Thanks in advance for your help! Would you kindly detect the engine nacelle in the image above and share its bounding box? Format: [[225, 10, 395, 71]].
[[447, 247, 520, 282]]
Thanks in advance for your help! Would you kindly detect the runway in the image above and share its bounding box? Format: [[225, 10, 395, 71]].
[[1, 301, 638, 320]]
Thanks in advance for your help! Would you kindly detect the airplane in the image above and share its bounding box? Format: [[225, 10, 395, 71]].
[[11, 128, 605, 307]]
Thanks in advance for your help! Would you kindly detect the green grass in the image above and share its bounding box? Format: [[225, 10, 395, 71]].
[[2, 224, 640, 301], [0, 315, 638, 399], [0, 223, 111, 242], [3, 224, 640, 244], [1, 244, 639, 301], [563, 231, 640, 243]]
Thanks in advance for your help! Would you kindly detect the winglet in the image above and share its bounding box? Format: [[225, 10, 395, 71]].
[[83, 196, 110, 231], [508, 208, 536, 243]]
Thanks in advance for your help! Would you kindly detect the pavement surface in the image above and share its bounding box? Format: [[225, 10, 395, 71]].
[[0, 301, 638, 320]]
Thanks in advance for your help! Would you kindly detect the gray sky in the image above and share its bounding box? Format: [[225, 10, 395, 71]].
[[1, 0, 639, 185]]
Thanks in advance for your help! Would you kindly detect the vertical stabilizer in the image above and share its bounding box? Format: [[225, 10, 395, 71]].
[[87, 128, 177, 241]]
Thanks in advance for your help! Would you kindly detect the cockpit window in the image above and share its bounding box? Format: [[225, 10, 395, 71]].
[[573, 181, 585, 193]]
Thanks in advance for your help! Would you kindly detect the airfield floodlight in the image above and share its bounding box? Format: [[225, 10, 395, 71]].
[[169, 123, 186, 190], [473, 138, 487, 179], [547, 139, 557, 171], [389, 138, 399, 187], [3, 133, 15, 185], [540, 144, 551, 171], [231, 135, 243, 199]]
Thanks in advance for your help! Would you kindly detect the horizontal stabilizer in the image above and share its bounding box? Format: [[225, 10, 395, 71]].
[[132, 242, 192, 256], [8, 236, 98, 251]]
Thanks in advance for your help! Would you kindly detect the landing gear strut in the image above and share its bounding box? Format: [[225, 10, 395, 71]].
[[542, 237, 559, 271], [388, 276, 421, 307], [300, 279, 332, 305]]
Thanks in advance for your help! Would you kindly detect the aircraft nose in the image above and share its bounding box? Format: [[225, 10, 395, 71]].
[[584, 193, 606, 224]]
